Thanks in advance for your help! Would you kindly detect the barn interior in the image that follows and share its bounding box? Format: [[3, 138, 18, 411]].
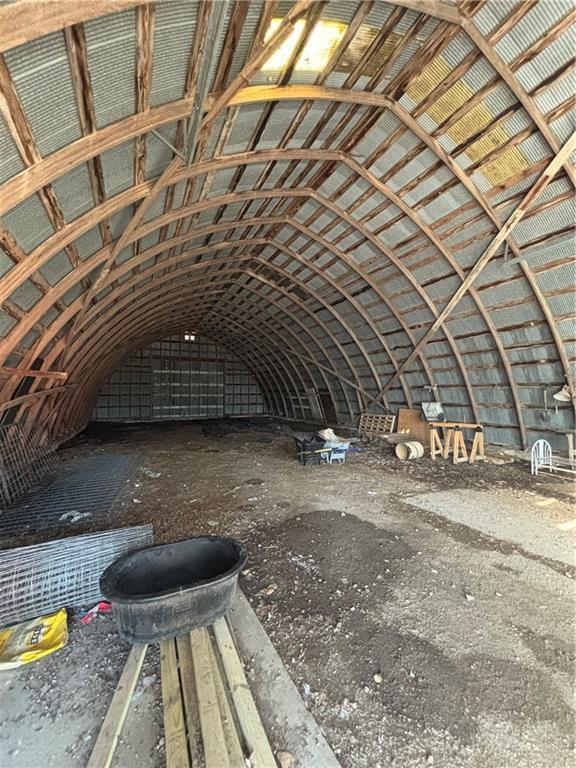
[[0, 2, 574, 767]]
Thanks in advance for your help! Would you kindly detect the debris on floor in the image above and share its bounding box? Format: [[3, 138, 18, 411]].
[[0, 419, 574, 768]]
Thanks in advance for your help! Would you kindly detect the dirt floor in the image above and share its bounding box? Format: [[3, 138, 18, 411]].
[[1, 417, 575, 768]]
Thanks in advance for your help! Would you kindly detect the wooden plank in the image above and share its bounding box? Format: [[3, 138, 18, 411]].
[[213, 618, 276, 768], [175, 635, 204, 767], [87, 644, 148, 768], [0, 386, 70, 414], [0, 1, 146, 54], [209, 633, 246, 766], [397, 409, 429, 443], [0, 367, 67, 380], [160, 639, 190, 768], [190, 628, 230, 768]]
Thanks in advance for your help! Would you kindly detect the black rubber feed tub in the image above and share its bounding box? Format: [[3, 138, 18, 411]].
[[100, 536, 247, 643]]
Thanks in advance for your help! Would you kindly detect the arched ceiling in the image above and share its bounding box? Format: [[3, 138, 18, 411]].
[[0, 0, 574, 448]]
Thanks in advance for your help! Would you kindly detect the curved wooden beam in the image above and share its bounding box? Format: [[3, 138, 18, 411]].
[[0, 1, 146, 54], [60, 283, 358, 429], [6, 258, 354, 425], [63, 270, 361, 416], [0, 0, 462, 57], [74, 258, 368, 411]]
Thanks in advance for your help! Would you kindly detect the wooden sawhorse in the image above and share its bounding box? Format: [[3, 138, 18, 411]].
[[430, 422, 485, 464]]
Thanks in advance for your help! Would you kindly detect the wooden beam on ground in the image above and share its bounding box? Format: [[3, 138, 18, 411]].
[[208, 632, 246, 765], [175, 635, 204, 766], [366, 131, 576, 404], [160, 639, 190, 768], [190, 628, 230, 768], [87, 644, 148, 768], [213, 618, 276, 768]]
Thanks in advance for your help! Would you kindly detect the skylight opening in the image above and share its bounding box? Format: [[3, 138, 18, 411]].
[[261, 18, 347, 73]]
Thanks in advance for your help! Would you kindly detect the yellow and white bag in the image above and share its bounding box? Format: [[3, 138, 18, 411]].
[[0, 608, 68, 669]]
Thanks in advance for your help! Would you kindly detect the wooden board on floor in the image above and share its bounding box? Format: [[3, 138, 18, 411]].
[[160, 639, 190, 768], [396, 408, 429, 443], [157, 621, 276, 768], [91, 616, 279, 768], [87, 644, 148, 768]]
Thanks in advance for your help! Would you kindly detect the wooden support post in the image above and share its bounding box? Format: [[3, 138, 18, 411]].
[[452, 428, 468, 464], [430, 425, 444, 460]]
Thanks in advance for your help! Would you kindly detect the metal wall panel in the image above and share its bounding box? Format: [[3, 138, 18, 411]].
[[94, 333, 266, 421]]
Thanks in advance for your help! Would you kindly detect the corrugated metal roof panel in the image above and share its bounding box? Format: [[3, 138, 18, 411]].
[[473, 1, 520, 37], [75, 226, 103, 261], [100, 139, 135, 198], [515, 27, 576, 92], [85, 9, 137, 129], [494, 2, 571, 64], [535, 73, 575, 115], [5, 30, 83, 156], [514, 198, 575, 245], [223, 1, 264, 85], [536, 261, 576, 296], [549, 112, 576, 145], [2, 194, 54, 254], [151, 1, 197, 107], [0, 117, 25, 186], [51, 163, 95, 222]]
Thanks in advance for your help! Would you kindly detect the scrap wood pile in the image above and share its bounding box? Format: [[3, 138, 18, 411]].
[[88, 619, 278, 768]]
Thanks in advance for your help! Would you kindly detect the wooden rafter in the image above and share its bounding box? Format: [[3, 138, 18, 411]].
[[64, 23, 113, 248], [365, 132, 576, 409], [0, 0, 573, 444]]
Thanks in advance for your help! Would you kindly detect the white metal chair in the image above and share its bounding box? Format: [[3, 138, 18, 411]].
[[531, 439, 552, 475]]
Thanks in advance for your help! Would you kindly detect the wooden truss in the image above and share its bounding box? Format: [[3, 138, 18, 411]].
[[0, 0, 573, 448]]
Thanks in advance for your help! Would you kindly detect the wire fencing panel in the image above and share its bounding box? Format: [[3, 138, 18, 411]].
[[0, 421, 61, 508], [0, 525, 153, 628], [0, 453, 138, 538]]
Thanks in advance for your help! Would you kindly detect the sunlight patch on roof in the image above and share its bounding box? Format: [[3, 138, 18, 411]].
[[261, 18, 347, 73], [407, 56, 530, 187]]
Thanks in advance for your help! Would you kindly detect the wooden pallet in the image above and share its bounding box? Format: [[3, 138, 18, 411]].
[[358, 413, 395, 436], [87, 618, 276, 768]]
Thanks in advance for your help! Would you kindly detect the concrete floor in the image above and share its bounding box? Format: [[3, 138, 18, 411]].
[[1, 418, 574, 768]]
